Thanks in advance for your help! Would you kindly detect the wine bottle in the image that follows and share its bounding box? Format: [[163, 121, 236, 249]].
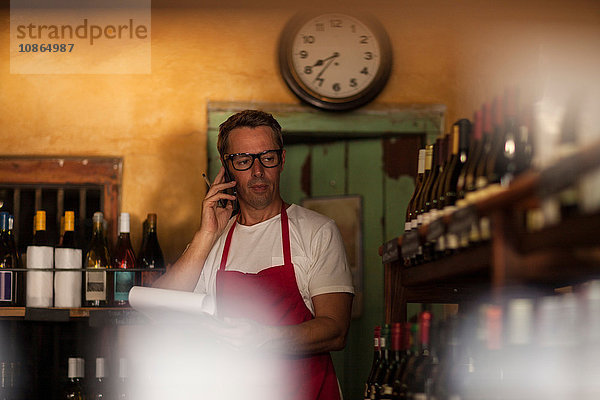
[[54, 211, 83, 308], [116, 358, 128, 400], [65, 357, 85, 400], [398, 322, 420, 399], [431, 134, 451, 256], [91, 357, 106, 400], [113, 213, 137, 306], [32, 210, 50, 246], [442, 119, 471, 210], [457, 110, 482, 202], [422, 141, 441, 227], [413, 145, 434, 231], [60, 211, 78, 249], [379, 322, 406, 400], [556, 93, 582, 220], [405, 149, 426, 233], [389, 322, 412, 400], [503, 298, 535, 400], [476, 100, 501, 243], [370, 324, 391, 399], [465, 304, 504, 400], [432, 132, 451, 215], [364, 326, 382, 400], [432, 315, 465, 400], [0, 361, 13, 400], [495, 87, 522, 187], [515, 102, 534, 177], [27, 210, 54, 308], [408, 311, 434, 400], [442, 119, 472, 253], [85, 212, 111, 307], [139, 213, 165, 287], [473, 102, 494, 197], [477, 96, 504, 195], [407, 145, 433, 266], [485, 92, 510, 190], [0, 212, 19, 306]]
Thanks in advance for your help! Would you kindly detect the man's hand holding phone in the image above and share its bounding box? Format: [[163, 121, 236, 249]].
[[201, 166, 237, 239]]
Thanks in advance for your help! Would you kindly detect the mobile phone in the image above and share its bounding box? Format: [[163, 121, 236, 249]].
[[220, 167, 239, 214]]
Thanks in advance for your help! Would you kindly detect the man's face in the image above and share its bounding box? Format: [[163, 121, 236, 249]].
[[224, 126, 285, 211]]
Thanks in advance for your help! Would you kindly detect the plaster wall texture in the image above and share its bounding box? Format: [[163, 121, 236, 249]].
[[0, 0, 598, 261]]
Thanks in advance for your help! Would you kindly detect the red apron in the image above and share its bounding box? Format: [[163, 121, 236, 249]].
[[216, 205, 341, 400]]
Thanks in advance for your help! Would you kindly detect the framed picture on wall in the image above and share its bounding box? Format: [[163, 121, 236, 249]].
[[301, 195, 363, 318]]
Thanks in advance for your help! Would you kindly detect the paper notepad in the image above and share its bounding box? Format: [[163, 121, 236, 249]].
[[128, 286, 216, 323]]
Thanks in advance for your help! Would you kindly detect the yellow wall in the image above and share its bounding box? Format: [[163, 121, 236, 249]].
[[1, 0, 598, 261]]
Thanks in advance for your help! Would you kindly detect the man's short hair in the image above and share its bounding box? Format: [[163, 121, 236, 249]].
[[217, 110, 283, 157]]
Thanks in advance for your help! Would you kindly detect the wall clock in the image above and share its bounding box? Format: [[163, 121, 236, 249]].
[[278, 12, 392, 111]]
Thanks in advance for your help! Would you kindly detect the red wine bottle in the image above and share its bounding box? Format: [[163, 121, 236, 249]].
[[397, 322, 419, 398], [442, 119, 471, 210], [364, 326, 382, 400], [442, 119, 472, 253], [379, 322, 406, 400], [139, 213, 165, 287], [409, 311, 434, 400]]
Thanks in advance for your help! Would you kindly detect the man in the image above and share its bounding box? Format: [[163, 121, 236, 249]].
[[154, 109, 354, 400]]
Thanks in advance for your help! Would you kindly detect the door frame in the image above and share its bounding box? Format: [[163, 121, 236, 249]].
[[206, 101, 445, 177]]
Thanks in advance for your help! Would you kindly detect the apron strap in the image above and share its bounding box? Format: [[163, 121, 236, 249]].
[[280, 204, 292, 266], [219, 217, 238, 271], [219, 203, 291, 271]]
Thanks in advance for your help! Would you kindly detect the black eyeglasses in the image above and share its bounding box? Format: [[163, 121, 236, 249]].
[[224, 149, 283, 171]]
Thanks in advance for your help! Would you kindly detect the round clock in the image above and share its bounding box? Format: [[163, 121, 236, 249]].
[[278, 12, 392, 111]]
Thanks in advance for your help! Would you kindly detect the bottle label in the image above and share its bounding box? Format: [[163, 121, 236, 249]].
[[422, 212, 430, 225], [86, 271, 106, 301], [114, 271, 135, 302], [379, 337, 386, 348], [0, 271, 13, 302]]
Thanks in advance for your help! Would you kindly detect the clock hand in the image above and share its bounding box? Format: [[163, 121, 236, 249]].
[[312, 52, 340, 67], [313, 52, 339, 82]]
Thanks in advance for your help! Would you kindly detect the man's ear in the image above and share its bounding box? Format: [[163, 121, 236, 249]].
[[280, 149, 286, 171]]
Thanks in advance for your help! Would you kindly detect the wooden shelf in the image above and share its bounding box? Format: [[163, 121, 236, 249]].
[[0, 307, 146, 326], [382, 139, 600, 323], [401, 244, 492, 286]]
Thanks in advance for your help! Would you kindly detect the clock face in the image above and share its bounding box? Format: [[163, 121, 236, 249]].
[[279, 13, 392, 111]]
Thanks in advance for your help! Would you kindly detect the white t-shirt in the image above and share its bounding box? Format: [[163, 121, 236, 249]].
[[194, 204, 355, 315]]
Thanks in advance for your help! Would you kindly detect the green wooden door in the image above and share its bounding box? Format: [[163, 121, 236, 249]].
[[280, 136, 422, 399]]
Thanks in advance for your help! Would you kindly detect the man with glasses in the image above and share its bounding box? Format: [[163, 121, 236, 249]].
[[154, 110, 354, 400]]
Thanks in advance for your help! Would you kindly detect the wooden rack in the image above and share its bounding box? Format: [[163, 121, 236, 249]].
[[380, 139, 600, 322]]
